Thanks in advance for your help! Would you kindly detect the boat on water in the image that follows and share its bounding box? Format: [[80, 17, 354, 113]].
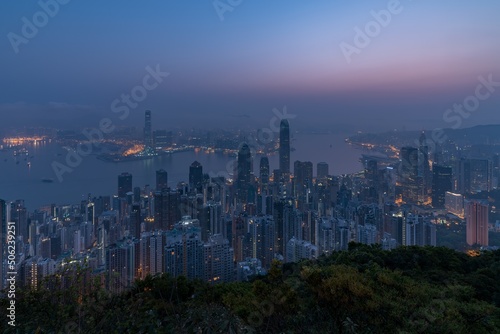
[[42, 178, 55, 183]]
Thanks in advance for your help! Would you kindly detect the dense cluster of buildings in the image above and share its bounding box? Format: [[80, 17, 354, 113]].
[[0, 111, 495, 292]]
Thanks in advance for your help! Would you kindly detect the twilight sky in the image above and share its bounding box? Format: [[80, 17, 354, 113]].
[[0, 0, 499, 133]]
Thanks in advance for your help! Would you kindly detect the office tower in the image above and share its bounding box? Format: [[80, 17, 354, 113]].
[[466, 201, 489, 247], [260, 157, 270, 188], [279, 119, 291, 176], [236, 144, 252, 204], [130, 204, 142, 239], [419, 131, 431, 198], [133, 187, 141, 204], [458, 158, 492, 194], [189, 161, 204, 193], [0, 199, 5, 290], [431, 164, 453, 208], [118, 173, 133, 198], [154, 189, 181, 231], [317, 162, 329, 180], [294, 161, 313, 210], [399, 147, 420, 204], [156, 169, 168, 192], [144, 110, 152, 148], [294, 161, 313, 191]]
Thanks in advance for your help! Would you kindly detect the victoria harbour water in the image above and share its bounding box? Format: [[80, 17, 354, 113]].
[[0, 133, 364, 210]]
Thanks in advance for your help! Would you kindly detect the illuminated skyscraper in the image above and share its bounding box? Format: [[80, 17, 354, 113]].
[[144, 110, 152, 148], [279, 119, 290, 176], [466, 200, 489, 247]]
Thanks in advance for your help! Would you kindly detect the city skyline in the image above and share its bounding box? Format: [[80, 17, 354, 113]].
[[2, 2, 500, 332]]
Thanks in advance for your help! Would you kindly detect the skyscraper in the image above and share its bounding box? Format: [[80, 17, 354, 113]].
[[154, 189, 181, 231], [236, 143, 252, 204], [466, 200, 489, 247], [279, 119, 290, 176], [259, 157, 270, 187], [419, 131, 431, 197], [130, 204, 142, 239], [189, 161, 204, 194], [399, 147, 420, 203], [431, 164, 452, 208], [156, 169, 168, 191], [294, 161, 313, 210], [118, 173, 133, 198], [144, 110, 152, 148], [458, 158, 492, 194], [317, 162, 329, 180]]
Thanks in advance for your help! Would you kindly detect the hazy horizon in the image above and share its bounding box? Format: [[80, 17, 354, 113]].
[[1, 0, 499, 132]]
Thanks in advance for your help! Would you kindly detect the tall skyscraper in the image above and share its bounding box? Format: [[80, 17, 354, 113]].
[[156, 169, 168, 191], [189, 161, 204, 193], [236, 144, 252, 204], [259, 157, 270, 187], [130, 204, 142, 239], [458, 158, 492, 194], [466, 200, 489, 247], [317, 162, 329, 180], [144, 110, 152, 148], [154, 189, 181, 231], [294, 161, 313, 210], [118, 173, 133, 198], [279, 119, 290, 176], [399, 147, 420, 204], [431, 164, 452, 208], [419, 131, 431, 197]]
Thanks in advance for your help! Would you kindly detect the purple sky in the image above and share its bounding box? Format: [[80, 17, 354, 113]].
[[0, 0, 499, 132]]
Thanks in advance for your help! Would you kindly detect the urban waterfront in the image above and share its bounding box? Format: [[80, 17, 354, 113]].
[[0, 132, 363, 210]]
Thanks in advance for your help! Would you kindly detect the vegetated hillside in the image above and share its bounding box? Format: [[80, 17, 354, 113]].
[[2, 244, 500, 333]]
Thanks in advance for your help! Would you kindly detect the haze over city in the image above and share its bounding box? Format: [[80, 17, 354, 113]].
[[1, 0, 500, 131]]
